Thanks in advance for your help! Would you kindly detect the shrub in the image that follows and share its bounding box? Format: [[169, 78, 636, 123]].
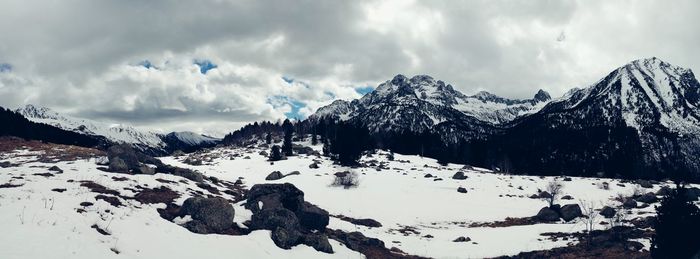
[[331, 171, 359, 189]]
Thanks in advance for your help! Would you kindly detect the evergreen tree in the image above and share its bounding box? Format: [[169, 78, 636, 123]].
[[328, 122, 373, 166], [265, 133, 272, 144], [651, 183, 700, 259], [322, 138, 331, 157], [282, 119, 294, 156], [311, 132, 318, 145], [269, 145, 283, 161]]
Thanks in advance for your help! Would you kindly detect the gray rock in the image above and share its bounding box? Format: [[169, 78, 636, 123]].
[[251, 207, 300, 232], [637, 180, 653, 188], [180, 197, 235, 233], [245, 183, 305, 213], [302, 233, 334, 253], [536, 207, 560, 222], [600, 206, 616, 218], [457, 187, 468, 193], [636, 192, 658, 204], [452, 171, 468, 180], [656, 186, 672, 196], [453, 236, 471, 242], [266, 171, 284, 181], [136, 165, 155, 175], [623, 198, 637, 209], [271, 226, 302, 249], [108, 157, 129, 172], [560, 204, 582, 222], [48, 166, 63, 173], [295, 202, 329, 231], [309, 162, 319, 169]]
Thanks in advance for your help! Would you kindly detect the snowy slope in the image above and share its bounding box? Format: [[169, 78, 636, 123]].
[[165, 132, 219, 146]]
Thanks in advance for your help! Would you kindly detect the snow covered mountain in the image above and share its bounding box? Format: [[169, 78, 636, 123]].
[[15, 105, 220, 154], [309, 58, 700, 180], [534, 57, 700, 134], [310, 74, 551, 141], [499, 57, 700, 179]]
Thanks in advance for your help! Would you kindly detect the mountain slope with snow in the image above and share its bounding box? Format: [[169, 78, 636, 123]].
[[310, 75, 551, 142], [15, 105, 221, 154]]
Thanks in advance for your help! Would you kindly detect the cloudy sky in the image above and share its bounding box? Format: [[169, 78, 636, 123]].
[[1, 0, 699, 137]]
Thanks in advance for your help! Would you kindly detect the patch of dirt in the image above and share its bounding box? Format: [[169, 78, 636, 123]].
[[95, 195, 124, 207], [155, 178, 177, 184], [0, 136, 104, 163], [33, 172, 55, 177], [389, 225, 421, 236], [133, 186, 180, 204], [79, 181, 120, 196], [468, 217, 538, 228], [327, 229, 428, 259], [196, 183, 221, 195], [332, 214, 383, 228], [51, 188, 67, 193], [111, 176, 129, 181]]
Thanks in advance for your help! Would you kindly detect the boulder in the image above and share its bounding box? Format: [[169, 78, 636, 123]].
[[637, 180, 653, 188], [271, 226, 302, 249], [538, 191, 553, 199], [301, 233, 334, 253], [48, 166, 63, 173], [623, 199, 637, 209], [266, 171, 284, 181], [107, 144, 141, 169], [453, 236, 471, 242], [686, 187, 700, 201], [180, 197, 235, 233], [457, 187, 468, 193], [562, 177, 572, 181], [452, 171, 468, 180], [636, 192, 658, 204], [245, 183, 305, 213], [136, 165, 156, 175], [250, 207, 300, 231], [559, 204, 582, 222], [295, 202, 329, 231], [108, 157, 129, 172], [424, 174, 433, 178], [561, 195, 574, 200], [536, 207, 560, 222], [309, 162, 320, 169], [656, 186, 673, 196], [600, 206, 616, 218]]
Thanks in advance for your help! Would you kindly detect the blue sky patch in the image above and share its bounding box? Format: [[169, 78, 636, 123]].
[[0, 63, 13, 73], [268, 95, 307, 120], [138, 60, 154, 69], [355, 85, 374, 95], [282, 76, 294, 84], [194, 59, 217, 74]]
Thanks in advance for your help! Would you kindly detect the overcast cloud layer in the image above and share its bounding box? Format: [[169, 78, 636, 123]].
[[1, 0, 699, 136]]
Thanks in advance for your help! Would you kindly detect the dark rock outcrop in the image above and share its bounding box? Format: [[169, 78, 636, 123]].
[[559, 204, 583, 222], [180, 197, 235, 233]]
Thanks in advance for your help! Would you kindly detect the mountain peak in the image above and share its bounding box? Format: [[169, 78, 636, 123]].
[[533, 89, 551, 102]]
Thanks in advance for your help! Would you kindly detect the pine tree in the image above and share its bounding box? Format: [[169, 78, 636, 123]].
[[282, 119, 294, 156], [651, 183, 700, 259], [265, 133, 272, 145], [311, 132, 318, 145], [269, 145, 283, 161]]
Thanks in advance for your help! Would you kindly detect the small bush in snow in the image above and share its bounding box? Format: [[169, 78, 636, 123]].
[[332, 171, 359, 189], [541, 179, 562, 207]]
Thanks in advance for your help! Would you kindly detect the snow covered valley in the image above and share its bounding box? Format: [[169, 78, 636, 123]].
[[0, 137, 696, 259]]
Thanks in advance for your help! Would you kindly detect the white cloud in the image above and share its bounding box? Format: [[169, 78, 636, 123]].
[[0, 0, 699, 136]]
